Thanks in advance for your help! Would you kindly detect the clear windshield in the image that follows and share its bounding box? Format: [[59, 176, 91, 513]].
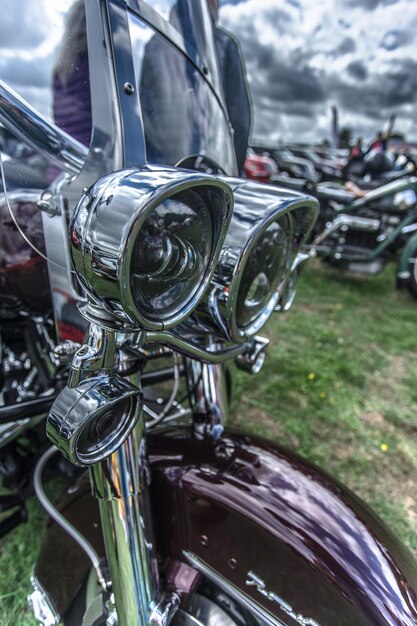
[[131, 0, 223, 96], [128, 1, 237, 173], [0, 0, 90, 146]]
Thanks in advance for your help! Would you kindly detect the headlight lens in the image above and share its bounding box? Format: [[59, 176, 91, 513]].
[[236, 219, 289, 329], [130, 191, 212, 321], [76, 395, 134, 465]]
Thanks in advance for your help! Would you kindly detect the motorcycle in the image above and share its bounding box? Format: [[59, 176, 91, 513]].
[[304, 176, 417, 297], [343, 148, 417, 187], [1, 2, 417, 626]]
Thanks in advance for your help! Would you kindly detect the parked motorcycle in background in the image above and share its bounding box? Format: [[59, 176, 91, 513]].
[[248, 143, 417, 296], [1, 2, 417, 626], [305, 176, 417, 296]]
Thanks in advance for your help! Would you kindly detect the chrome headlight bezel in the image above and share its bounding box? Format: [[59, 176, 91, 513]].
[[199, 181, 319, 342], [70, 166, 234, 331], [214, 212, 293, 341]]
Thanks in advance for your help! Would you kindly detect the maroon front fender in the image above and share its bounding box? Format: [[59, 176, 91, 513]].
[[34, 426, 417, 625], [149, 427, 417, 626]]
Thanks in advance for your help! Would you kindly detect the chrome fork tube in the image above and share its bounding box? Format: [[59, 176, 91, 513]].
[[185, 359, 229, 437], [90, 409, 159, 626]]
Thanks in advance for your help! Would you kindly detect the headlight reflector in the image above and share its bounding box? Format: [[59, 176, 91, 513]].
[[235, 219, 290, 329], [129, 190, 213, 322]]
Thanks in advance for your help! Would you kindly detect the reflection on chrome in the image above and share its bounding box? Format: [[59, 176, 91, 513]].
[[70, 166, 233, 330]]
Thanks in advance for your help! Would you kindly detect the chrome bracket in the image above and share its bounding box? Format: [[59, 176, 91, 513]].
[[37, 191, 62, 217], [28, 573, 60, 626], [149, 593, 181, 625], [235, 336, 270, 375], [68, 323, 118, 388]]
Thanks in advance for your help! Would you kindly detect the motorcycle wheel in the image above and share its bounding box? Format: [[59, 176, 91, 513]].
[[64, 570, 264, 626], [407, 253, 417, 299]]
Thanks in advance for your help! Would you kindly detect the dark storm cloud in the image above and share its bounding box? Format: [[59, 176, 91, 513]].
[[330, 58, 417, 119], [338, 18, 351, 28], [346, 61, 368, 81], [222, 0, 416, 140], [380, 30, 412, 50], [384, 58, 417, 106], [332, 36, 356, 57], [224, 5, 293, 44], [345, 0, 399, 10], [246, 44, 325, 110]]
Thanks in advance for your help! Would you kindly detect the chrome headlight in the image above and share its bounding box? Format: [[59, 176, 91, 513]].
[[200, 181, 318, 341], [47, 375, 142, 467], [71, 166, 233, 330]]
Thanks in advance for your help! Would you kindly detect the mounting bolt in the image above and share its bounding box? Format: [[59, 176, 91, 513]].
[[123, 82, 135, 95]]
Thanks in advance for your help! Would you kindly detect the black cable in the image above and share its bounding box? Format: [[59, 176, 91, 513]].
[[143, 365, 203, 409], [176, 367, 204, 406]]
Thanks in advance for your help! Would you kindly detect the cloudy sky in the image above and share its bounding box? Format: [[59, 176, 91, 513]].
[[0, 0, 416, 147], [220, 0, 417, 144]]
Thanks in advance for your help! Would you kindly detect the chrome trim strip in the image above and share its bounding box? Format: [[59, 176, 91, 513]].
[[401, 223, 417, 235], [183, 552, 286, 626], [0, 414, 45, 448]]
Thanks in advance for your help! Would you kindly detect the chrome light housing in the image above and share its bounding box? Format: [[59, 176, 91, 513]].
[[47, 375, 142, 467], [199, 181, 318, 342], [70, 166, 233, 330]]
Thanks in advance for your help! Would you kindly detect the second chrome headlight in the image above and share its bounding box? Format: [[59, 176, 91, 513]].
[[70, 166, 233, 330], [200, 180, 318, 341]]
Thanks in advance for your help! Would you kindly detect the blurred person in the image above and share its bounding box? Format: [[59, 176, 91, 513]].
[[368, 130, 386, 153], [52, 1, 91, 147], [207, 0, 252, 174], [342, 137, 364, 178], [350, 137, 363, 160]]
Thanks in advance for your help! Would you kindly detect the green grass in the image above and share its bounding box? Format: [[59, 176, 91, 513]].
[[0, 498, 47, 626], [230, 260, 417, 555], [1, 260, 417, 624]]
